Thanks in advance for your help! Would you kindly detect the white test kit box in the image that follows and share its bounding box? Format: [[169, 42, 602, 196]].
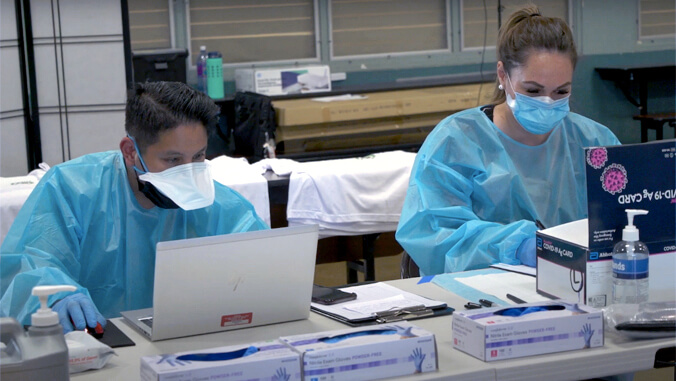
[[452, 300, 604, 361], [280, 321, 438, 380], [235, 66, 331, 96], [536, 140, 676, 308], [140, 340, 301, 381]]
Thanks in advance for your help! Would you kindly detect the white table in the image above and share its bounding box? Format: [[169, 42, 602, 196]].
[[71, 277, 674, 381]]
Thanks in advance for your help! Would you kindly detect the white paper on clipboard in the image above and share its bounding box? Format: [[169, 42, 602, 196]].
[[310, 282, 446, 322]]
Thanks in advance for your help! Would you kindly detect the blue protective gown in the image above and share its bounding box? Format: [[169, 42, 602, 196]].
[[0, 151, 268, 324], [395, 107, 620, 275]]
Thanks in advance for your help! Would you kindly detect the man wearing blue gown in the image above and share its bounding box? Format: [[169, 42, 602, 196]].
[[0, 82, 268, 333]]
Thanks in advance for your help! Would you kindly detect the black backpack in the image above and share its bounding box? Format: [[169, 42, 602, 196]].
[[233, 91, 277, 162]]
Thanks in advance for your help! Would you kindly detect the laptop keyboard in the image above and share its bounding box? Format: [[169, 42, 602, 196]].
[[140, 317, 153, 328]]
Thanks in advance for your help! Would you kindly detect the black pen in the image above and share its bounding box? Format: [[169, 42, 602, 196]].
[[479, 299, 495, 307], [464, 302, 482, 310], [535, 220, 546, 230], [506, 294, 527, 304]]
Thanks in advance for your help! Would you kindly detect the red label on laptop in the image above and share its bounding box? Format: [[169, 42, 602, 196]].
[[221, 313, 253, 327]]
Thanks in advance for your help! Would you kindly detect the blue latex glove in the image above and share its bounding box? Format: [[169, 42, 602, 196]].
[[388, 324, 417, 338], [51, 293, 106, 334], [176, 346, 258, 362], [321, 329, 395, 343], [516, 237, 536, 267], [497, 306, 549, 317]]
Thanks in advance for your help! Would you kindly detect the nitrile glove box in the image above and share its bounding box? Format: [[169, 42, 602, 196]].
[[280, 322, 437, 380], [536, 140, 676, 308], [140, 340, 301, 381], [452, 300, 604, 361], [235, 66, 331, 96]]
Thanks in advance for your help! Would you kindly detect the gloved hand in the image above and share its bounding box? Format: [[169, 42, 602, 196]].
[[51, 293, 106, 334], [516, 237, 536, 267]]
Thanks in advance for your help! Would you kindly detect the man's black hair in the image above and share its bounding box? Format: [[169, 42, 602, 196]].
[[125, 81, 220, 153]]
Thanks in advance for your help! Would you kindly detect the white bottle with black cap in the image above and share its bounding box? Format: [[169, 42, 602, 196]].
[[612, 209, 650, 304], [0, 285, 75, 380]]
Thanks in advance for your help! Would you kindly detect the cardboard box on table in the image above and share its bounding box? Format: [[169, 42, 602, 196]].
[[452, 300, 604, 361], [272, 83, 493, 154], [140, 340, 301, 381], [536, 139, 676, 307], [235, 66, 331, 96], [280, 321, 438, 381]]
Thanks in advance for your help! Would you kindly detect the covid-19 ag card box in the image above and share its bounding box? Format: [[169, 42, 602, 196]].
[[280, 321, 437, 381], [452, 300, 604, 361], [140, 340, 301, 381], [536, 140, 676, 307]]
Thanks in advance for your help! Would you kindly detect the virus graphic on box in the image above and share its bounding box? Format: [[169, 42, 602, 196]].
[[586, 147, 608, 169], [600, 163, 628, 194]]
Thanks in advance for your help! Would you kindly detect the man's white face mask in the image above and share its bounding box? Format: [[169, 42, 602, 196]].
[[138, 162, 215, 210]]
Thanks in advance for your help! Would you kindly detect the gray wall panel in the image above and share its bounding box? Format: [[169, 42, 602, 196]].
[[1, 0, 17, 40], [33, 44, 62, 108], [58, 0, 122, 36], [0, 47, 23, 112], [29, 0, 58, 39], [66, 111, 125, 159], [61, 42, 127, 106], [0, 117, 29, 176], [36, 112, 66, 167]]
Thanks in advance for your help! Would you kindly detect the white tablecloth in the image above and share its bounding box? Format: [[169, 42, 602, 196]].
[[209, 156, 271, 226], [282, 151, 416, 237], [0, 164, 49, 245]]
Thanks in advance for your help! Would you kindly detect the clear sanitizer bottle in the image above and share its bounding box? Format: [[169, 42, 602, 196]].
[[0, 285, 76, 381], [196, 45, 208, 93], [612, 209, 650, 304]]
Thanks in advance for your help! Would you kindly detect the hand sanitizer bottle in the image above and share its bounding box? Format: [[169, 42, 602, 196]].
[[612, 209, 650, 304], [0, 285, 76, 381], [196, 45, 208, 93]]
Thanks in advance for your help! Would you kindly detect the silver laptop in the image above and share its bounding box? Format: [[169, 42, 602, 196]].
[[120, 225, 318, 341]]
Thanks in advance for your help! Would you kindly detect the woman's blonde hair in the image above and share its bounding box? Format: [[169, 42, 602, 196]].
[[491, 4, 577, 104]]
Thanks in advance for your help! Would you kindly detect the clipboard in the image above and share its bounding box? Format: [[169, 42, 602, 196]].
[[310, 283, 453, 326]]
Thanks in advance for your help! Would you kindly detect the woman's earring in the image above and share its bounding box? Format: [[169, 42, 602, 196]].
[[498, 84, 504, 91]]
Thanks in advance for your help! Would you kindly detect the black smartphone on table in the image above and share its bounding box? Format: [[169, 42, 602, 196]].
[[311, 284, 357, 305]]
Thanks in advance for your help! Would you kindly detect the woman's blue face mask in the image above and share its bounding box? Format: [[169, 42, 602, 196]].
[[506, 75, 570, 135]]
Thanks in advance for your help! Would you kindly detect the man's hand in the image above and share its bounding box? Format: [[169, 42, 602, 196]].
[[52, 293, 106, 334]]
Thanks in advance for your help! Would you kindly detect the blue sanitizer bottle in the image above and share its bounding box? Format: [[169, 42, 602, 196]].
[[612, 209, 649, 304]]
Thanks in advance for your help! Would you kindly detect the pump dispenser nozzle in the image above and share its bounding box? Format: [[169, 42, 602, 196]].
[[31, 285, 76, 327], [622, 209, 649, 242]]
